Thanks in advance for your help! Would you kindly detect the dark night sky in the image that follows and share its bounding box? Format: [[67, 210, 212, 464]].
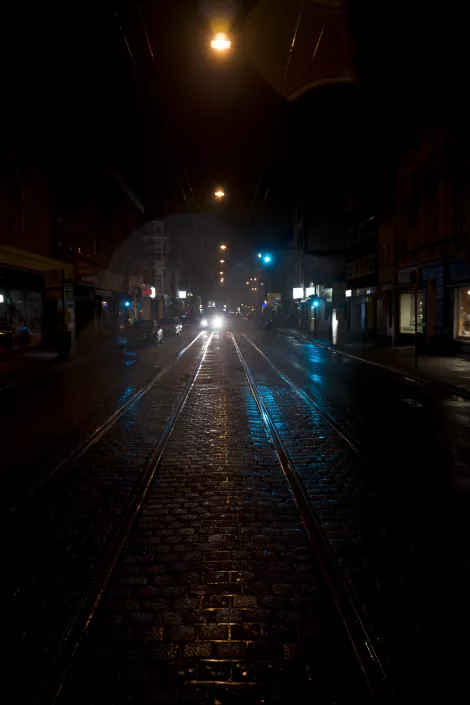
[[5, 0, 470, 274]]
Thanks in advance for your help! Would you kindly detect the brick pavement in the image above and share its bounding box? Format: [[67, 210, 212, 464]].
[[236, 331, 470, 700], [58, 332, 366, 704], [6, 336, 208, 703]]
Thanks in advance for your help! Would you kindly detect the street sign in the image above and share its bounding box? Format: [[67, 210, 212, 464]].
[[267, 292, 281, 309]]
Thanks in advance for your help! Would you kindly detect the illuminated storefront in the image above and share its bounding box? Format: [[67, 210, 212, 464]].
[[399, 292, 423, 334], [0, 266, 44, 354], [454, 287, 470, 339]]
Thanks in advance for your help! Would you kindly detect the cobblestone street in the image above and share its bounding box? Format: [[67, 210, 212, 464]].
[[6, 323, 470, 703]]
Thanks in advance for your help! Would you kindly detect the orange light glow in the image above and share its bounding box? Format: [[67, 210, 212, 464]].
[[211, 33, 231, 51]]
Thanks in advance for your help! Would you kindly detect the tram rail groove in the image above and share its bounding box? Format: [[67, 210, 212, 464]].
[[9, 331, 205, 514], [242, 332, 368, 462], [34, 332, 214, 705], [231, 332, 394, 700]]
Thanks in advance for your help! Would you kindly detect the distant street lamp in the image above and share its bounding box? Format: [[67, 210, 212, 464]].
[[220, 259, 225, 263], [219, 244, 227, 250], [211, 33, 231, 51], [214, 189, 225, 198]]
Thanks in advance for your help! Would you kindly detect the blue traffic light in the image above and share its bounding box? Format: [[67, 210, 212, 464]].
[[263, 255, 272, 263], [312, 300, 320, 308], [124, 301, 131, 307]]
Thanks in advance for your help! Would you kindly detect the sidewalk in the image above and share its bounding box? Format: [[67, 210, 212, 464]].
[[274, 327, 470, 397], [0, 335, 127, 392]]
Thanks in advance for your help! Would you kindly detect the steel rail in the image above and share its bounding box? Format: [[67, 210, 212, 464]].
[[231, 332, 394, 700], [242, 332, 367, 460], [35, 332, 214, 705], [10, 331, 206, 512]]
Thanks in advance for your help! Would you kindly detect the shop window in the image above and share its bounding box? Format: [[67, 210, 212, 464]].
[[400, 292, 423, 334], [455, 287, 470, 338]]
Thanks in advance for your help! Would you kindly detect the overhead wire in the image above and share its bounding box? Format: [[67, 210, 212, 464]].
[[113, 3, 203, 251]]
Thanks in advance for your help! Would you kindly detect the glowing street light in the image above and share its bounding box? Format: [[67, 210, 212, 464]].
[[219, 244, 227, 250], [258, 253, 262, 258], [220, 259, 225, 263], [219, 271, 224, 275], [214, 188, 225, 198], [211, 33, 231, 51], [220, 277, 224, 283]]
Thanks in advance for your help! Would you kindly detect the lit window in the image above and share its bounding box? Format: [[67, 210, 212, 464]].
[[400, 293, 423, 334], [455, 287, 470, 338]]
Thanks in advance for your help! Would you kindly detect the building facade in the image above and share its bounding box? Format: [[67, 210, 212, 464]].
[[0, 145, 145, 354], [383, 123, 470, 354], [344, 215, 380, 342], [285, 195, 344, 340], [141, 220, 177, 320]]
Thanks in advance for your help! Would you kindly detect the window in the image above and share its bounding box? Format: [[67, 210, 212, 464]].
[[455, 287, 470, 338], [400, 292, 423, 334]]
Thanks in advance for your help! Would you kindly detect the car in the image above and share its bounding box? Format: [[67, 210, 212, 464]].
[[159, 317, 183, 335], [127, 319, 163, 346], [180, 314, 194, 326], [200, 314, 226, 330]]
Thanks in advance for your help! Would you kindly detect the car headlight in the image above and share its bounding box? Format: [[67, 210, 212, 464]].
[[201, 318, 208, 327], [212, 316, 223, 329]]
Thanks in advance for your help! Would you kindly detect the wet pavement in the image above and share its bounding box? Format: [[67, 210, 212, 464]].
[[1, 327, 203, 508], [5, 322, 470, 702]]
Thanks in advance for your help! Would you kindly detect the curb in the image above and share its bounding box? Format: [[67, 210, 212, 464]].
[[274, 329, 470, 401]]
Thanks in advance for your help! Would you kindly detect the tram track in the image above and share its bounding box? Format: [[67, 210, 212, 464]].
[[8, 332, 213, 704], [230, 332, 394, 700], [52, 329, 375, 705], [9, 331, 206, 513]]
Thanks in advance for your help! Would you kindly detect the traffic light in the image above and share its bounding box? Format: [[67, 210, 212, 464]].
[[311, 296, 320, 308], [257, 252, 273, 264]]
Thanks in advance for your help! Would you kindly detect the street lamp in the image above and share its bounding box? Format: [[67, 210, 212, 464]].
[[219, 244, 227, 250], [214, 188, 225, 198], [220, 259, 225, 263], [220, 277, 224, 283], [211, 33, 231, 51]]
